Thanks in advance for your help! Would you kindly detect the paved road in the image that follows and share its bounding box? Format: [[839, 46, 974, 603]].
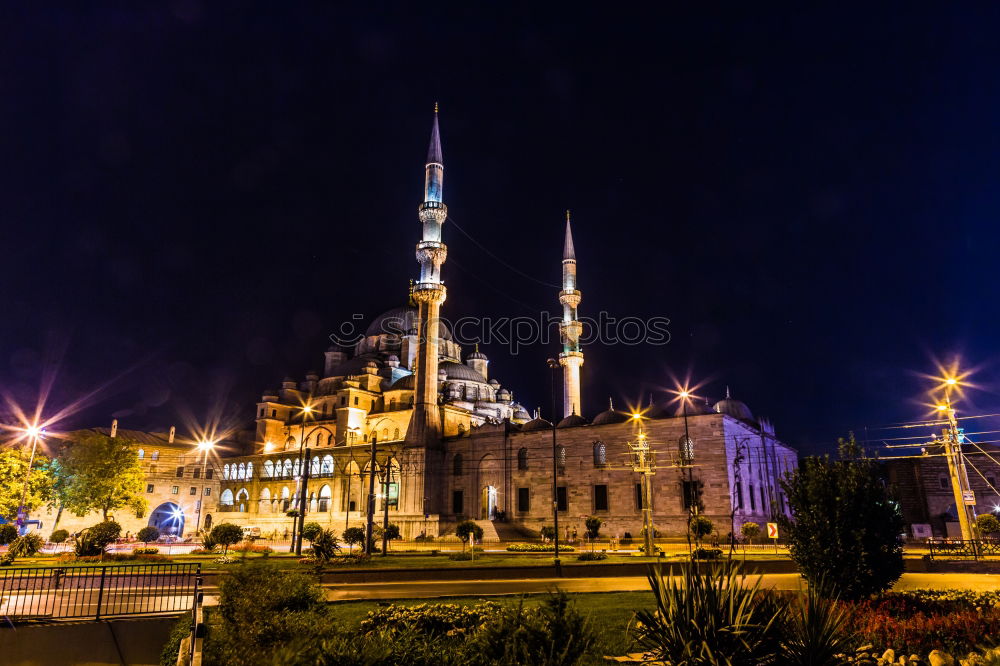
[[318, 572, 1000, 602]]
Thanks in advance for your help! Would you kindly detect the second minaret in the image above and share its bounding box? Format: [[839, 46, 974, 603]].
[[559, 211, 584, 418]]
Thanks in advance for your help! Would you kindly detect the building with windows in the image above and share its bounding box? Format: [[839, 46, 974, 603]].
[[209, 109, 797, 541]]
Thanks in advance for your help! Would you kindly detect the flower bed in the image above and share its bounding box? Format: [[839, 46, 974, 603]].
[[505, 543, 575, 552], [359, 601, 504, 636]]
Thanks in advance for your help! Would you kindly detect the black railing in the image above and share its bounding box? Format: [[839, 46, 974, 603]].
[[928, 538, 1000, 560], [0, 563, 200, 621]]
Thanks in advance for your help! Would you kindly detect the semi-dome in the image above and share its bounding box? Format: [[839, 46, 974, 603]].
[[713, 388, 753, 422], [439, 360, 487, 383], [389, 373, 416, 390], [592, 408, 629, 425], [365, 306, 452, 340], [512, 404, 531, 421], [521, 417, 553, 431], [557, 414, 589, 428]]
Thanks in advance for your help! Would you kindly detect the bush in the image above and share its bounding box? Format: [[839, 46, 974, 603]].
[[342, 527, 367, 553], [209, 523, 243, 554], [540, 525, 556, 540], [359, 601, 504, 635], [73, 521, 121, 557], [740, 521, 761, 544], [455, 520, 483, 545], [301, 522, 322, 542], [9, 533, 44, 557], [689, 515, 714, 545], [506, 543, 575, 552], [448, 551, 474, 561], [585, 516, 602, 539], [137, 526, 160, 544], [635, 562, 784, 665], [49, 529, 69, 544], [0, 524, 18, 545], [236, 542, 273, 554], [159, 615, 192, 666], [976, 513, 1000, 536], [0, 552, 14, 566], [190, 547, 217, 555], [692, 548, 723, 560], [576, 551, 607, 561], [309, 529, 340, 564], [134, 547, 160, 554]]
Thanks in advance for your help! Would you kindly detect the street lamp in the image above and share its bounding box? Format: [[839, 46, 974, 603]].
[[15, 425, 45, 531], [677, 389, 696, 554], [546, 358, 562, 577], [292, 403, 314, 555], [193, 439, 214, 535]]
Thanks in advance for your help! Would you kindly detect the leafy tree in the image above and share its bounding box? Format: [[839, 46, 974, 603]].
[[55, 431, 147, 521], [74, 521, 121, 556], [455, 520, 483, 547], [689, 515, 714, 546], [49, 528, 69, 544], [376, 523, 402, 553], [307, 529, 340, 563], [781, 433, 904, 600], [0, 447, 55, 520], [137, 526, 160, 544], [976, 513, 1000, 536], [0, 523, 17, 545], [740, 522, 761, 545], [585, 516, 602, 539], [301, 522, 322, 542], [210, 523, 244, 554], [342, 527, 366, 553], [539, 525, 556, 541]]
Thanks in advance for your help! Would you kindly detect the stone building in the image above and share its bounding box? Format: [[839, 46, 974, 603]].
[[210, 108, 797, 541]]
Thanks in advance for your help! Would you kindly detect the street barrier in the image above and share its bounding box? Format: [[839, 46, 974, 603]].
[[0, 563, 200, 621]]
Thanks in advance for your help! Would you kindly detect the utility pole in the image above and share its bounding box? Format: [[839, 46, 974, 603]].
[[547, 358, 562, 576], [628, 430, 656, 556], [381, 465, 393, 555], [937, 393, 976, 541], [365, 433, 378, 555]]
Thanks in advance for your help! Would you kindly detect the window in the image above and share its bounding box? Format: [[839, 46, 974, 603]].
[[206, 468, 214, 479], [556, 486, 568, 511], [393, 428, 400, 440], [987, 475, 998, 491], [189, 487, 197, 495], [171, 486, 179, 495], [193, 468, 201, 479], [340, 396, 346, 406], [223, 464, 230, 480], [517, 447, 528, 470], [453, 490, 464, 514], [137, 448, 145, 460], [735, 481, 744, 509], [146, 484, 154, 493], [151, 451, 160, 461], [593, 441, 607, 466], [594, 485, 609, 511], [749, 484, 756, 511], [354, 396, 359, 406], [453, 453, 463, 476], [558, 446, 566, 471], [176, 466, 185, 478], [939, 475, 949, 490], [759, 485, 766, 510], [682, 480, 702, 511], [635, 483, 644, 510], [204, 488, 212, 496], [517, 487, 530, 512], [271, 409, 277, 418]]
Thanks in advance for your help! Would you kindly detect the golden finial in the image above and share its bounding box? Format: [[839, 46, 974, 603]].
[[434, 101, 439, 113], [565, 209, 571, 222]]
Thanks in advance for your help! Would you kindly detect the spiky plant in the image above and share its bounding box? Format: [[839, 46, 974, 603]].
[[634, 562, 784, 665], [780, 578, 855, 666]]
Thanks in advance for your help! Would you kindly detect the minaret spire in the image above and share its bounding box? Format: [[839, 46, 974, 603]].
[[424, 103, 443, 203], [558, 211, 584, 418]]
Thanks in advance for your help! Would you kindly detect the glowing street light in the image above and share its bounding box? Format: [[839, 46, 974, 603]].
[[15, 424, 46, 530]]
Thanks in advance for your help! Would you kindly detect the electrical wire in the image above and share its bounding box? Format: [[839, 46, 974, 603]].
[[447, 214, 561, 289]]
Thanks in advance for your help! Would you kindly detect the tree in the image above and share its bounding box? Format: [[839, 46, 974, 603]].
[[455, 520, 483, 548], [307, 529, 340, 563], [49, 528, 69, 544], [301, 522, 322, 542], [688, 515, 714, 546], [137, 526, 160, 544], [740, 522, 761, 545], [585, 516, 602, 539], [0, 447, 55, 520], [781, 434, 904, 600], [976, 513, 1000, 536], [342, 527, 366, 553], [210, 523, 243, 554], [376, 523, 401, 552], [0, 523, 17, 545], [55, 431, 147, 521], [540, 525, 556, 541], [74, 521, 122, 557]]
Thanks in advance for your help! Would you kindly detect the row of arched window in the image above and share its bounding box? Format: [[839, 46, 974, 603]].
[[222, 462, 254, 480], [137, 448, 159, 461], [218, 484, 340, 514]]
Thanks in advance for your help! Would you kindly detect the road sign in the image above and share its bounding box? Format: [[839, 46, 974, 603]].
[[963, 490, 976, 505], [766, 522, 779, 539]]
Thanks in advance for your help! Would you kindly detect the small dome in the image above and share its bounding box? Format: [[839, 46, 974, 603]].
[[592, 408, 629, 425], [677, 400, 712, 417], [512, 404, 531, 421], [439, 360, 487, 383], [557, 414, 589, 428], [645, 403, 669, 419], [467, 350, 488, 361], [366, 306, 452, 340], [488, 379, 500, 387], [497, 388, 511, 399], [387, 354, 399, 362], [713, 389, 753, 422], [390, 374, 416, 390], [521, 417, 553, 431]]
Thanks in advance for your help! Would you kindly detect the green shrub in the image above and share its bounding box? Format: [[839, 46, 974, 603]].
[[9, 533, 44, 557], [134, 546, 160, 554], [781, 579, 856, 666], [448, 551, 474, 561], [455, 520, 483, 544], [740, 521, 761, 544], [359, 601, 504, 636], [635, 562, 784, 665], [87, 521, 122, 550], [0, 552, 14, 566], [49, 528, 69, 544], [689, 515, 714, 545], [540, 525, 556, 540], [342, 527, 366, 553], [137, 526, 160, 544], [576, 551, 607, 561], [976, 513, 1000, 536], [159, 614, 192, 666], [692, 548, 723, 560], [506, 543, 575, 552], [301, 522, 322, 542], [0, 524, 18, 545], [308, 529, 340, 564], [209, 523, 243, 554], [585, 516, 602, 539]]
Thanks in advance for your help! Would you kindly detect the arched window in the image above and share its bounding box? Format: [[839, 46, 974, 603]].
[[137, 448, 145, 460], [318, 484, 331, 512], [236, 488, 249, 512], [293, 459, 301, 477], [382, 428, 389, 440], [390, 398, 397, 410], [151, 450, 160, 461], [260, 487, 271, 512], [321, 455, 333, 475], [453, 453, 463, 476], [679, 435, 694, 464], [393, 427, 400, 440], [327, 433, 334, 446], [237, 463, 246, 480], [311, 457, 321, 475], [593, 441, 607, 466], [517, 447, 528, 471], [457, 423, 466, 435], [280, 486, 290, 511], [223, 464, 231, 480], [558, 446, 566, 470], [282, 459, 293, 477], [246, 462, 253, 479], [263, 460, 274, 478], [220, 489, 234, 506]]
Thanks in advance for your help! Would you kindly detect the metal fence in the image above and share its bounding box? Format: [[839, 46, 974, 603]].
[[928, 539, 1000, 560], [0, 563, 200, 621]]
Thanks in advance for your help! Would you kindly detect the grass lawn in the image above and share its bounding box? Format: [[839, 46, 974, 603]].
[[324, 590, 655, 661]]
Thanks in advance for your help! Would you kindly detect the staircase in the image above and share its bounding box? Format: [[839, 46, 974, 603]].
[[489, 520, 539, 542], [473, 520, 501, 543]]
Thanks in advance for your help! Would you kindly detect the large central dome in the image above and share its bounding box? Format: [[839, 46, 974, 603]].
[[365, 305, 453, 341]]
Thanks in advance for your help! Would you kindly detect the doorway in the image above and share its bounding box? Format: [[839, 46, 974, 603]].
[[481, 485, 497, 520], [149, 502, 184, 536]]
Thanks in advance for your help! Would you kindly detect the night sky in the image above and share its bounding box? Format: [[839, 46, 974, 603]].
[[3, 4, 1000, 456]]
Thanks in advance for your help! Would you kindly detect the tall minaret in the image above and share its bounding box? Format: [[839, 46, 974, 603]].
[[406, 104, 448, 447], [558, 210, 584, 417]]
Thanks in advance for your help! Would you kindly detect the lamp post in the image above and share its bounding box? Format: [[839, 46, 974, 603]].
[[546, 358, 562, 577], [15, 426, 45, 531], [936, 381, 976, 542], [291, 403, 313, 554], [193, 439, 214, 536], [678, 390, 696, 554]]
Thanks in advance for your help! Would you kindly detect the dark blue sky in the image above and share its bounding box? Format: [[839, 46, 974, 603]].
[[2, 4, 999, 455]]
